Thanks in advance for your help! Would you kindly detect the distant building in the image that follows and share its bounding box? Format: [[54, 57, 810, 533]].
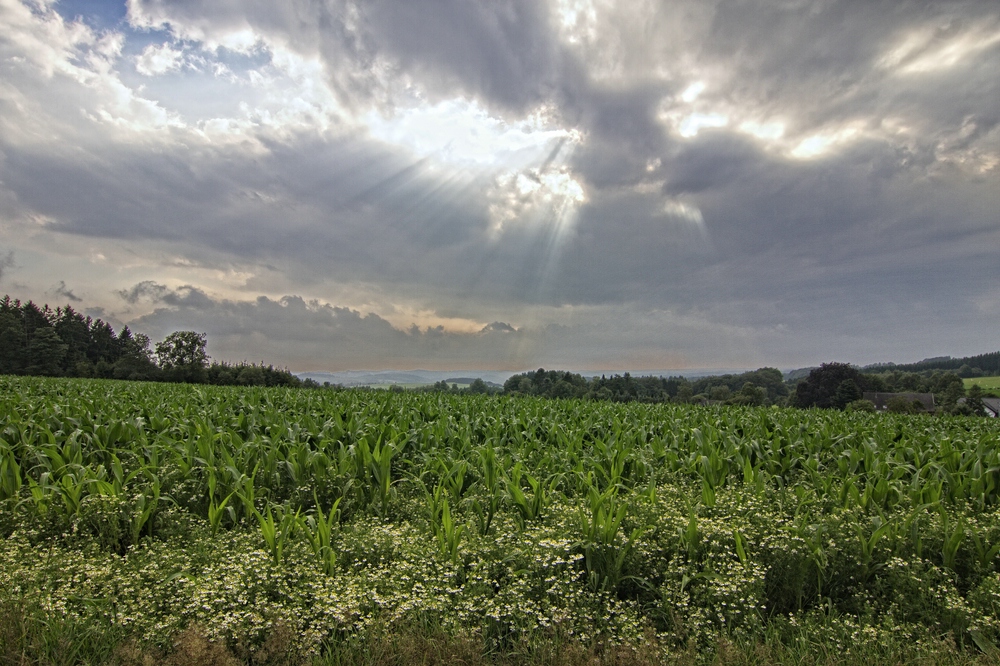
[[956, 396, 1000, 417], [863, 392, 936, 412], [983, 397, 1000, 418]]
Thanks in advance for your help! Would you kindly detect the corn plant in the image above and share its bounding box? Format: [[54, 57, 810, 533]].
[[504, 462, 553, 528], [577, 479, 642, 592], [426, 483, 464, 564], [235, 465, 260, 524], [0, 447, 23, 501], [304, 495, 342, 575], [855, 515, 893, 583], [254, 503, 302, 564], [207, 490, 236, 536], [470, 443, 502, 536], [938, 510, 966, 572], [970, 527, 1000, 572], [679, 509, 700, 561], [353, 434, 398, 519]]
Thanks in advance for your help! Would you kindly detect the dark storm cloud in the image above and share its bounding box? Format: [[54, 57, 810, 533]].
[[120, 282, 778, 371], [118, 281, 171, 305], [52, 281, 82, 303], [2, 129, 487, 281], [481, 321, 516, 333], [118, 281, 216, 309], [567, 85, 674, 189], [363, 0, 562, 112], [660, 133, 765, 196], [124, 284, 540, 369]]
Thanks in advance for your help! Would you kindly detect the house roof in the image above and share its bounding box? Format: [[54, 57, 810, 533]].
[[983, 397, 1000, 417]]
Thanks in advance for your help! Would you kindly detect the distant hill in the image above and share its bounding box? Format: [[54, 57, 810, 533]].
[[784, 367, 817, 382], [297, 369, 516, 386], [297, 367, 750, 387], [444, 377, 503, 387], [784, 351, 1000, 384], [860, 351, 1000, 376]]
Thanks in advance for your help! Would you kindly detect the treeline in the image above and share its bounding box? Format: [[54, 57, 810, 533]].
[[0, 296, 303, 387], [863, 351, 1000, 377], [791, 362, 985, 415], [497, 364, 989, 416], [502, 367, 789, 406], [420, 379, 499, 395]]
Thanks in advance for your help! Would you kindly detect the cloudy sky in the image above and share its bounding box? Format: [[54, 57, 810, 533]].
[[0, 0, 997, 372]]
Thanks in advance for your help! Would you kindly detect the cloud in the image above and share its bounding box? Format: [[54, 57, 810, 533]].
[[52, 280, 82, 302], [124, 286, 536, 370], [0, 0, 997, 370], [0, 251, 14, 282], [118, 280, 170, 305], [135, 42, 185, 76], [126, 0, 566, 112], [481, 321, 516, 333], [117, 281, 216, 309]]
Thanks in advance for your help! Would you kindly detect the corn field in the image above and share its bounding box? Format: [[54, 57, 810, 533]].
[[2, 375, 1000, 663]]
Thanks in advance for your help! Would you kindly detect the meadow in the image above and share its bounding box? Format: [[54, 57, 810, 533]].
[[964, 376, 1000, 395], [2, 376, 1000, 665]]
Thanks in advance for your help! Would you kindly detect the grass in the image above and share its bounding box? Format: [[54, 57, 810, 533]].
[[2, 608, 996, 666], [963, 376, 1000, 396]]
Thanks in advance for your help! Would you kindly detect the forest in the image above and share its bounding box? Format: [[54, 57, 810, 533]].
[[2, 294, 995, 416], [0, 296, 303, 388], [500, 363, 989, 415]]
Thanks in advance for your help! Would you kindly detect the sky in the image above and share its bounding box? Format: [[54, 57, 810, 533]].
[[0, 0, 997, 373]]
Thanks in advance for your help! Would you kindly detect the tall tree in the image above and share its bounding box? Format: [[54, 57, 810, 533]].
[[966, 384, 986, 417], [25, 327, 68, 376], [0, 310, 24, 373], [793, 363, 869, 409], [155, 331, 209, 383]]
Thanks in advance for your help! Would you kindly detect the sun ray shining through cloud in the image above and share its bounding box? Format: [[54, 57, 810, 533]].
[[0, 0, 997, 372]]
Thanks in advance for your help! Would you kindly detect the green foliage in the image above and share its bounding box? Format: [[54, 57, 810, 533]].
[[966, 384, 987, 417], [886, 395, 917, 414], [1, 376, 1000, 662], [501, 367, 789, 406], [0, 294, 302, 388], [792, 363, 870, 409], [875, 351, 1000, 377], [156, 331, 209, 383]]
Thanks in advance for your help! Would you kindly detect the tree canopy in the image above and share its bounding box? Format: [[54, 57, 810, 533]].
[[791, 363, 872, 409], [0, 294, 302, 388]]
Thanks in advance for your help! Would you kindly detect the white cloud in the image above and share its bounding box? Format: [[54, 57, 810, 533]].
[[739, 120, 785, 141], [0, 0, 184, 139], [487, 165, 585, 236], [135, 42, 184, 76], [790, 124, 862, 159], [677, 112, 728, 138], [680, 81, 705, 103], [879, 21, 1000, 75], [365, 98, 579, 168]]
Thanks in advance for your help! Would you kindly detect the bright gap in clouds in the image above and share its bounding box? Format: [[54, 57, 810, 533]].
[[362, 98, 589, 317], [364, 99, 580, 168], [879, 23, 1000, 75], [366, 99, 587, 242]]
